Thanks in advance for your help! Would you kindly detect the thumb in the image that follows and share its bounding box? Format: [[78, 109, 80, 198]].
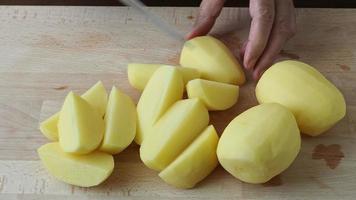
[[186, 0, 225, 40]]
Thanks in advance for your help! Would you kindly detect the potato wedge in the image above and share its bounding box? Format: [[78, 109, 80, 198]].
[[159, 125, 218, 188], [135, 66, 184, 144], [58, 92, 104, 154], [140, 99, 209, 171], [187, 79, 239, 110], [38, 142, 114, 187], [100, 86, 137, 154], [128, 63, 200, 91], [180, 36, 245, 85], [39, 81, 107, 141]]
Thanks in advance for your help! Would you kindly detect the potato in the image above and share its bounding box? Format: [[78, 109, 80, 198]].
[[159, 125, 218, 188], [135, 66, 184, 144], [38, 143, 114, 187], [127, 63, 200, 91], [39, 113, 60, 141], [186, 79, 239, 110], [140, 99, 209, 171], [99, 87, 136, 154], [58, 92, 104, 154], [39, 81, 108, 141], [217, 103, 301, 184], [81, 81, 108, 117], [180, 36, 245, 85], [256, 60, 346, 136]]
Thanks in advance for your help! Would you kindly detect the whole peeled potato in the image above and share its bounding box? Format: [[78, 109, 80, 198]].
[[256, 60, 346, 136], [217, 103, 301, 184]]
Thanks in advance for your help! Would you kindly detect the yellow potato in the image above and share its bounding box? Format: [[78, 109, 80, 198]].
[[39, 81, 108, 141], [159, 125, 218, 188], [39, 113, 59, 141], [140, 99, 209, 171], [38, 143, 114, 187], [127, 63, 160, 91], [100, 86, 137, 154], [180, 36, 245, 85], [135, 66, 184, 144], [127, 63, 200, 91], [58, 92, 104, 154], [217, 103, 301, 184], [81, 81, 108, 117], [256, 60, 346, 136], [186, 79, 239, 110]]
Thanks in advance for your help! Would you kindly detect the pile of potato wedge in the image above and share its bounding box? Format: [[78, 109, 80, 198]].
[[38, 36, 346, 188]]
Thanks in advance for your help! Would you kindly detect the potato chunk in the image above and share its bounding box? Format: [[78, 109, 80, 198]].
[[100, 86, 137, 154], [180, 36, 245, 85], [187, 79, 239, 110], [58, 92, 104, 154], [135, 66, 184, 144], [140, 99, 209, 171], [159, 125, 218, 188], [38, 143, 114, 187]]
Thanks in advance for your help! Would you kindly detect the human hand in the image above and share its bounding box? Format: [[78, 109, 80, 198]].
[[186, 0, 296, 80]]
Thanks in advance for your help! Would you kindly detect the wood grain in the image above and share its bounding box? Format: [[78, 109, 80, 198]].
[[0, 6, 355, 199]]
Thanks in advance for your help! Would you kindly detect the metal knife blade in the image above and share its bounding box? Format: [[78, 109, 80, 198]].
[[118, 0, 185, 42]]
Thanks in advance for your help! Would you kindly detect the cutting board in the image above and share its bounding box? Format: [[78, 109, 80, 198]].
[[0, 6, 355, 199]]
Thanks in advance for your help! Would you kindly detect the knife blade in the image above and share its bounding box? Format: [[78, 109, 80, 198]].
[[118, 0, 186, 42]]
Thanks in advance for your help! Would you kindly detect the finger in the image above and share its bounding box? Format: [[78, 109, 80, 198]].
[[186, 0, 225, 39], [239, 41, 248, 62], [243, 0, 275, 70], [253, 0, 296, 80]]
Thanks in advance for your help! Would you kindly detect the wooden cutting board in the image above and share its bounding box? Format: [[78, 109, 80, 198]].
[[0, 6, 355, 200]]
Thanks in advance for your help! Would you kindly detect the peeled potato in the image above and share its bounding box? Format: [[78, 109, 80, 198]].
[[135, 66, 184, 144], [40, 113, 60, 141], [127, 63, 160, 91], [186, 79, 239, 110], [58, 92, 104, 154], [39, 81, 108, 141], [81, 81, 108, 117], [256, 60, 346, 136], [38, 143, 114, 187], [100, 86, 137, 154], [180, 36, 245, 85], [127, 63, 200, 91], [217, 103, 301, 184], [140, 99, 209, 171], [159, 125, 218, 188]]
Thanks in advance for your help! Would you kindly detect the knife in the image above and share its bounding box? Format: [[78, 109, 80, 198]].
[[118, 0, 186, 42]]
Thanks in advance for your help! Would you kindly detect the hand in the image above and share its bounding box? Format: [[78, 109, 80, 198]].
[[186, 0, 297, 80]]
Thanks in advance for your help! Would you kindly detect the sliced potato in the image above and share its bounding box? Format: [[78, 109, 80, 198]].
[[159, 125, 218, 188], [39, 81, 107, 141], [187, 79, 239, 110], [135, 66, 184, 144], [256, 60, 346, 136], [217, 103, 301, 184], [58, 92, 104, 154], [39, 113, 60, 141], [128, 63, 160, 91], [81, 81, 108, 117], [127, 63, 200, 91], [140, 99, 209, 171], [180, 36, 245, 85], [100, 86, 137, 154], [38, 142, 114, 187]]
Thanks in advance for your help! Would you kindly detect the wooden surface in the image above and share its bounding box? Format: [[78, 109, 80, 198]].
[[0, 6, 355, 200]]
